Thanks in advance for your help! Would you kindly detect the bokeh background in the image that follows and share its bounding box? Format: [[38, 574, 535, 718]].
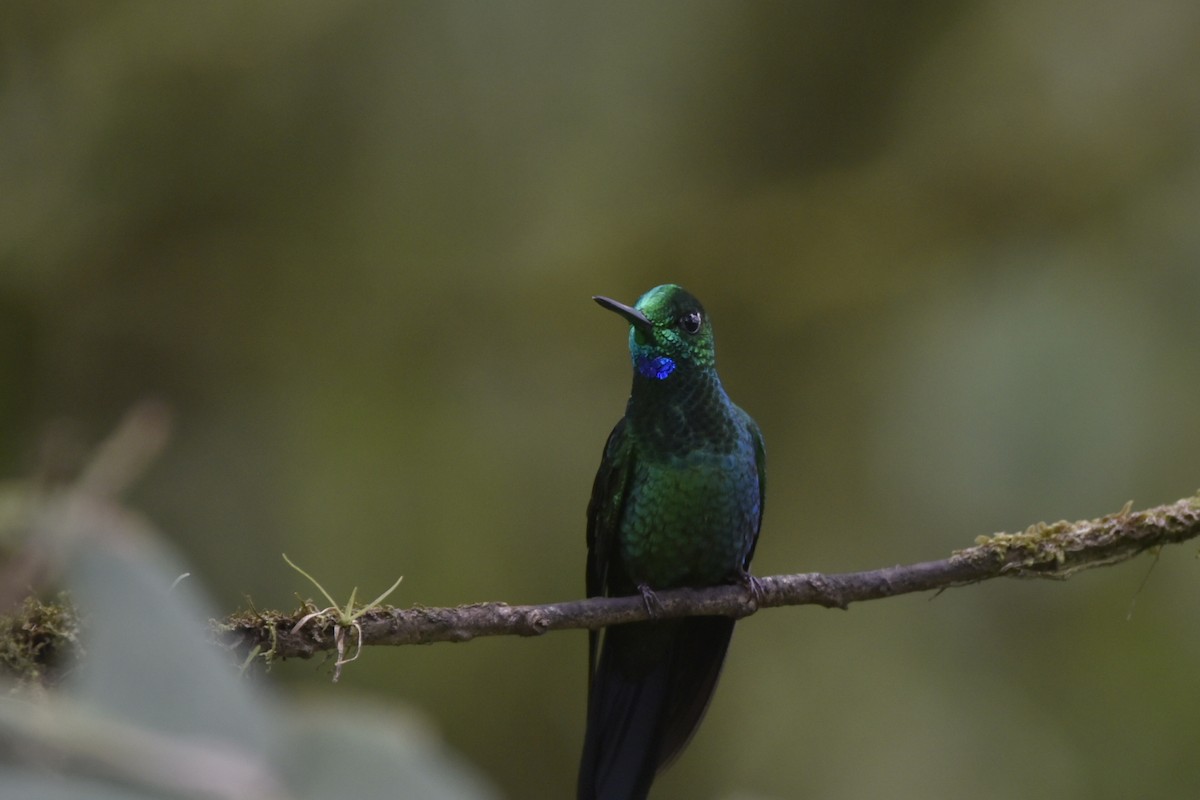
[[4, 2, 1200, 798]]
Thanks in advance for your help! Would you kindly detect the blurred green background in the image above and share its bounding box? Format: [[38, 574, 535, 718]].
[[4, 2, 1200, 798]]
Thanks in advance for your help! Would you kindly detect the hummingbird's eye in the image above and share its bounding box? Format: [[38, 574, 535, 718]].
[[678, 310, 703, 334]]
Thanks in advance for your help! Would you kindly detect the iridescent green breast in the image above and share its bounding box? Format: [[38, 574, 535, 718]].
[[618, 432, 761, 588]]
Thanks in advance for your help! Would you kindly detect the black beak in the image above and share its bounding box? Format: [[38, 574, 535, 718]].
[[593, 296, 654, 333]]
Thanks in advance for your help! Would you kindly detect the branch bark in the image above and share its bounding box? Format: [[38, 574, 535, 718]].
[[215, 494, 1200, 663]]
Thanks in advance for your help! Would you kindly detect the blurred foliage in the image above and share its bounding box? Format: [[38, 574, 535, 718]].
[[0, 472, 496, 799], [3, 1, 1200, 798]]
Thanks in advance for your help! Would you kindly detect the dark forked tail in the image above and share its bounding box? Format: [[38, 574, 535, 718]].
[[577, 616, 735, 800]]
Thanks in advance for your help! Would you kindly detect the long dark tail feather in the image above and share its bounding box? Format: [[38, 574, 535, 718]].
[[578, 616, 735, 800]]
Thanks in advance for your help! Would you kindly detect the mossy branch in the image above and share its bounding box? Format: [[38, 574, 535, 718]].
[[214, 493, 1200, 663]]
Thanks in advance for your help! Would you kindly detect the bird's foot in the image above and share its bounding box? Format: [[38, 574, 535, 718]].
[[636, 583, 664, 618], [738, 571, 766, 610]]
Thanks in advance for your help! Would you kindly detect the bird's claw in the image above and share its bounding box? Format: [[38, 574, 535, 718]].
[[637, 584, 664, 618], [739, 571, 766, 610]]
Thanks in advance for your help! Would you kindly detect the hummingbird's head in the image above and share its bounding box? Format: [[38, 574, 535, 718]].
[[593, 284, 715, 381]]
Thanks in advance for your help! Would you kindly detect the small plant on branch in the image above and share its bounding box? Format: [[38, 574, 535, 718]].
[[282, 553, 404, 682]]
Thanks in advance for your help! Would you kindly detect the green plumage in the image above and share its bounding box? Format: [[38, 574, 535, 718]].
[[579, 285, 765, 800]]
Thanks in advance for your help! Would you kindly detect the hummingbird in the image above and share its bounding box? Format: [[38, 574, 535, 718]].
[[578, 284, 765, 800]]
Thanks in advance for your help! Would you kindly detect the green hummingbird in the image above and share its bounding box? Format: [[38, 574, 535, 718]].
[[578, 284, 766, 800]]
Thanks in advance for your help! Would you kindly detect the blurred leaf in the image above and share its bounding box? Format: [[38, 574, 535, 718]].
[[0, 489, 497, 800], [0, 770, 162, 800], [281, 701, 498, 800], [66, 525, 272, 752]]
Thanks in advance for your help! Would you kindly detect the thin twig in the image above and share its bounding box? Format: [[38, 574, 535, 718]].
[[215, 493, 1200, 661]]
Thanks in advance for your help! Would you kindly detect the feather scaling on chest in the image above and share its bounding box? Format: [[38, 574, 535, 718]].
[[619, 440, 761, 588]]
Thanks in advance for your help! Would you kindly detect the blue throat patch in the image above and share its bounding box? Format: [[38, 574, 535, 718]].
[[635, 354, 676, 381]]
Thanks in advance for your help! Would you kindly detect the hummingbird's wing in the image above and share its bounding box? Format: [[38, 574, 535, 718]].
[[585, 416, 634, 682], [739, 408, 766, 570]]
